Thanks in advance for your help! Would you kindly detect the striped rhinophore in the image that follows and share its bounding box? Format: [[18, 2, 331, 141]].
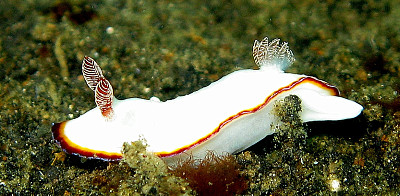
[[82, 56, 104, 91], [82, 56, 114, 118], [95, 77, 114, 118]]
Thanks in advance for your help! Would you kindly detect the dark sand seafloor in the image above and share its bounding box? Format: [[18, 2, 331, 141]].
[[1, 0, 400, 195]]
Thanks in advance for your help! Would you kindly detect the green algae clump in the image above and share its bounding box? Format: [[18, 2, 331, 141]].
[[120, 140, 193, 195], [71, 140, 193, 195]]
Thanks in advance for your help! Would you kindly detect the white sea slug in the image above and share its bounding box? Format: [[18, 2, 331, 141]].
[[52, 37, 363, 164]]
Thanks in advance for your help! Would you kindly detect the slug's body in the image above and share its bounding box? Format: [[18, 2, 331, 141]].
[[52, 37, 363, 164]]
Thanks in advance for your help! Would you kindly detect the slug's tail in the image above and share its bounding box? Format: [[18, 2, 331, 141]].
[[296, 89, 363, 122], [82, 56, 114, 119], [253, 37, 295, 72]]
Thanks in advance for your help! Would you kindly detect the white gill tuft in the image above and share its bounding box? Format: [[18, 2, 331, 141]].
[[253, 37, 295, 71]]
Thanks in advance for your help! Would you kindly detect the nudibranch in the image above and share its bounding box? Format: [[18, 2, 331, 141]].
[[52, 37, 363, 164]]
